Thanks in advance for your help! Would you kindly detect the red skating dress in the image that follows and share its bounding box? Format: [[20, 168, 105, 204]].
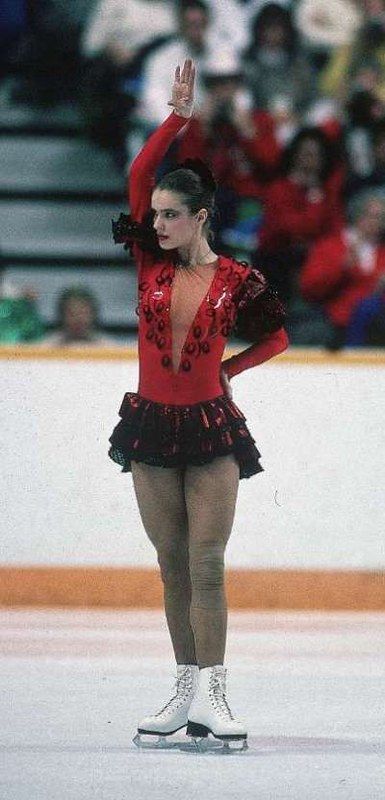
[[108, 112, 288, 479]]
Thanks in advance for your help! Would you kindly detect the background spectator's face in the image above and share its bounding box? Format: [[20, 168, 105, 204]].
[[355, 66, 381, 93], [63, 298, 94, 338], [260, 21, 287, 48], [374, 133, 385, 166], [356, 199, 385, 240], [364, 0, 385, 18], [207, 78, 240, 104], [293, 138, 323, 176], [181, 8, 208, 49]]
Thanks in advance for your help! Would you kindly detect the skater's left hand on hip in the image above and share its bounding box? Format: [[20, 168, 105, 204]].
[[220, 367, 233, 400]]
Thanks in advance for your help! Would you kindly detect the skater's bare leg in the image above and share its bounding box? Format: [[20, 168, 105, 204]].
[[131, 461, 197, 665], [184, 454, 240, 668]]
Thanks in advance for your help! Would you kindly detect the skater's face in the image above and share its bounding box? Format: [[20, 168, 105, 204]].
[[152, 188, 206, 250]]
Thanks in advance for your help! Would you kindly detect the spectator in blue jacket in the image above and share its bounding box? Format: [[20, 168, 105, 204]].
[[346, 274, 385, 345]]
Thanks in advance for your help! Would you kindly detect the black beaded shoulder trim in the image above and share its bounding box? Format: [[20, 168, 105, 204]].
[[233, 268, 286, 342]]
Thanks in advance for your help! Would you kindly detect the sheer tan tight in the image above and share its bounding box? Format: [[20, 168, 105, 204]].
[[131, 455, 240, 668]]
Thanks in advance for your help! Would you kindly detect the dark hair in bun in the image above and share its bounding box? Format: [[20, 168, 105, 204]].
[[111, 159, 217, 254], [176, 158, 217, 193], [156, 159, 217, 233]]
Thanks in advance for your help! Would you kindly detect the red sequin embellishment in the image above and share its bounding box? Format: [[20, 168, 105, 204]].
[[136, 257, 271, 371]]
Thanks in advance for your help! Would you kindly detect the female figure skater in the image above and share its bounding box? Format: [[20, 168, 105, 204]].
[[109, 60, 288, 750]]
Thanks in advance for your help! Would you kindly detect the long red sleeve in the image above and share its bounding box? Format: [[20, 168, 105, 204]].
[[222, 327, 289, 379], [128, 111, 191, 222]]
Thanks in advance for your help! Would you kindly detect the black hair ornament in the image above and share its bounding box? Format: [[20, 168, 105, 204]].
[[174, 158, 217, 193], [111, 211, 163, 256]]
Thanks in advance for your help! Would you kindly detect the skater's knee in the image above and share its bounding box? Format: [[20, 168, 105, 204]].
[[189, 540, 225, 605], [157, 543, 189, 586]]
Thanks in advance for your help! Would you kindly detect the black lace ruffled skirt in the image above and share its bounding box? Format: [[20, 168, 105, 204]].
[[108, 392, 264, 480]]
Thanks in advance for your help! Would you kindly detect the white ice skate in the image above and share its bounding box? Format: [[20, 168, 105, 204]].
[[184, 665, 248, 753], [133, 664, 199, 749]]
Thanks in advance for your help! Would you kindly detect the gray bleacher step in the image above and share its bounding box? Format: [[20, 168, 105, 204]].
[[0, 199, 127, 259], [0, 80, 85, 135], [0, 136, 124, 194]]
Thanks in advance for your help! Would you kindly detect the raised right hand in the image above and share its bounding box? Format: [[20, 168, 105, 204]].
[[167, 59, 195, 118]]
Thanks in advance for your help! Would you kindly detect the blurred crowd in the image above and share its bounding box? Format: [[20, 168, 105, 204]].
[[2, 0, 385, 348], [0, 266, 119, 347]]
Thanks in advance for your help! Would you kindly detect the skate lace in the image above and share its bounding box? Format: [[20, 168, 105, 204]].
[[209, 674, 234, 720], [155, 670, 193, 717]]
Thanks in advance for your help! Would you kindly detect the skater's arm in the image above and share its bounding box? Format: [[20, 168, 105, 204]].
[[221, 328, 289, 379], [112, 61, 196, 260], [128, 114, 191, 221], [221, 268, 288, 380], [128, 60, 195, 222]]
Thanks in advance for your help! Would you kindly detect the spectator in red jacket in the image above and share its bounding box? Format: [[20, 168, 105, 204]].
[[257, 126, 345, 303], [300, 191, 385, 349], [175, 50, 283, 253]]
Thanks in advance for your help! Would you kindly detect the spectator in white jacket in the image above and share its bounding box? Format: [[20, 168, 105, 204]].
[[204, 0, 293, 54], [136, 0, 211, 128], [81, 0, 176, 67], [295, 0, 362, 51]]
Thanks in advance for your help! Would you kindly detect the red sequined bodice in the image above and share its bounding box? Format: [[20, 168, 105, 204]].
[[124, 111, 288, 406], [137, 255, 251, 404]]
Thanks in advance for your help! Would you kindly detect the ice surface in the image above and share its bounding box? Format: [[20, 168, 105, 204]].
[[0, 609, 384, 800]]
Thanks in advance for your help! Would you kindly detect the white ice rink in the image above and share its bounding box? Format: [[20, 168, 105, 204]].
[[1, 608, 384, 800]]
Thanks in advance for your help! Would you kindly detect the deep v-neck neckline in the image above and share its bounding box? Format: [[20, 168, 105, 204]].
[[168, 257, 220, 376]]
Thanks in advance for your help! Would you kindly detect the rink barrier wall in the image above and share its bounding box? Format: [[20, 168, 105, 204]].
[[2, 345, 385, 609], [1, 566, 385, 610]]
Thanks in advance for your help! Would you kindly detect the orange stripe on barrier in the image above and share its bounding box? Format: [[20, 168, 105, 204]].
[[0, 345, 137, 361], [1, 567, 385, 610], [0, 344, 385, 364]]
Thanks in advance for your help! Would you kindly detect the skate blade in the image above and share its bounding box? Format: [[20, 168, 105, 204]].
[[180, 736, 248, 755], [133, 732, 181, 750]]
